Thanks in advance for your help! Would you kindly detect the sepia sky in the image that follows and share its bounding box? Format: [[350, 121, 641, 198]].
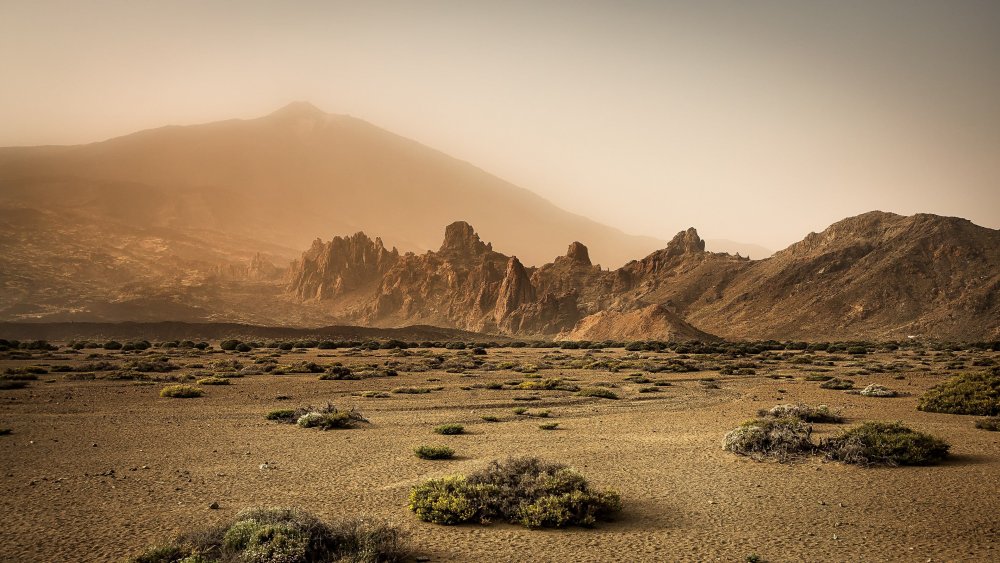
[[2, 0, 998, 250]]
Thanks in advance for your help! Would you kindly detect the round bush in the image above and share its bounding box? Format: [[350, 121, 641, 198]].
[[821, 422, 949, 466], [917, 370, 1000, 416], [414, 445, 455, 460], [723, 418, 814, 461], [433, 424, 465, 435], [160, 385, 204, 398]]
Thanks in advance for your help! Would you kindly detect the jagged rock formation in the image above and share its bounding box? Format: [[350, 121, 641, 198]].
[[288, 233, 399, 300], [286, 212, 1000, 341]]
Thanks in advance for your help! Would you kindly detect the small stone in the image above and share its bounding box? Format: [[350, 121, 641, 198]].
[[92, 443, 98, 447], [209, 502, 220, 509]]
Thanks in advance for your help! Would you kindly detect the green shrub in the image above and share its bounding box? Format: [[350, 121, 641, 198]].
[[408, 457, 621, 528], [975, 416, 1000, 431], [821, 422, 949, 466], [819, 378, 855, 390], [433, 424, 465, 435], [538, 423, 559, 430], [197, 377, 230, 386], [512, 407, 528, 415], [128, 506, 406, 563], [481, 415, 501, 422], [723, 418, 815, 462], [917, 370, 1000, 416], [757, 404, 843, 423], [414, 445, 455, 460], [576, 388, 619, 400], [160, 385, 203, 398]]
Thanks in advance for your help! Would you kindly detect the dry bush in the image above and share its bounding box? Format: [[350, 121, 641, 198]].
[[723, 418, 815, 462], [821, 422, 949, 466], [756, 404, 844, 423]]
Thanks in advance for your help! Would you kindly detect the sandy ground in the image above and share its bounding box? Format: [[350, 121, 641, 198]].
[[0, 345, 998, 562]]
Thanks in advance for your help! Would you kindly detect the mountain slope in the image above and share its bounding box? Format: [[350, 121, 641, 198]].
[[0, 102, 663, 268]]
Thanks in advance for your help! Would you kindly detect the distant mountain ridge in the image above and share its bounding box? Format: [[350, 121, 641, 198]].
[[0, 101, 664, 267], [285, 212, 1000, 341]]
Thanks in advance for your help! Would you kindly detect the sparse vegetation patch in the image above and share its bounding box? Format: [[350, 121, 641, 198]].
[[917, 370, 1000, 416], [408, 457, 621, 528], [821, 422, 949, 466], [128, 506, 406, 562]]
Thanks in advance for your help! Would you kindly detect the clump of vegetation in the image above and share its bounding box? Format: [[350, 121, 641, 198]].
[[819, 378, 855, 390], [512, 407, 528, 415], [408, 457, 621, 528], [415, 445, 455, 460], [757, 404, 843, 423], [196, 377, 230, 386], [859, 384, 897, 397], [804, 374, 833, 382], [266, 403, 367, 430], [392, 387, 432, 394], [723, 418, 814, 462], [538, 422, 559, 430], [159, 385, 204, 398], [0, 428, 11, 436], [917, 370, 1000, 416], [433, 424, 465, 435], [974, 416, 1000, 431], [480, 415, 501, 422], [0, 380, 29, 390], [821, 422, 949, 466], [127, 506, 406, 563], [576, 387, 619, 400]]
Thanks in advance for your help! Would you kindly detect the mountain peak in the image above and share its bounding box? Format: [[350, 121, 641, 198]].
[[439, 221, 492, 257], [267, 101, 326, 119], [665, 227, 705, 256]]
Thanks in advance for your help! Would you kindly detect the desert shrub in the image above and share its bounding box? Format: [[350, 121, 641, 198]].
[[392, 387, 431, 394], [103, 340, 123, 350], [408, 457, 621, 528], [235, 343, 253, 353], [538, 423, 559, 430], [4, 366, 47, 376], [804, 374, 833, 381], [917, 370, 1000, 416], [821, 422, 949, 466], [576, 388, 619, 400], [160, 385, 203, 398], [518, 378, 578, 391], [859, 384, 897, 397], [723, 418, 814, 461], [414, 445, 455, 460], [974, 416, 1000, 431], [128, 506, 405, 563], [512, 407, 528, 415], [197, 377, 230, 386], [295, 405, 367, 430], [265, 409, 298, 422], [220, 339, 241, 351], [320, 366, 356, 380], [433, 424, 465, 435], [481, 415, 501, 422], [757, 404, 843, 423], [819, 378, 855, 390]]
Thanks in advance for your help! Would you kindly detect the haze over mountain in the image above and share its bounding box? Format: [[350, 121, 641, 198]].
[[0, 102, 663, 268]]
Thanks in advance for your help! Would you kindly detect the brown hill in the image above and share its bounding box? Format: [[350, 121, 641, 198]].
[[559, 304, 720, 342], [0, 102, 662, 268]]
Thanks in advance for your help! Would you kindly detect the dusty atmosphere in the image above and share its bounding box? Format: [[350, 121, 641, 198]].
[[1, 341, 997, 562]]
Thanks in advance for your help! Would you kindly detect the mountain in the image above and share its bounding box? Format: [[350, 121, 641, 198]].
[[0, 102, 663, 268], [705, 239, 773, 259], [286, 212, 999, 341]]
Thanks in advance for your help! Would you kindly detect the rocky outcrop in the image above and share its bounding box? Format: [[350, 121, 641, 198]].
[[285, 212, 1000, 341], [213, 252, 283, 282], [288, 232, 399, 300]]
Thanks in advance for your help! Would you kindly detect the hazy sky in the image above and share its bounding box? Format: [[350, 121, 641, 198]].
[[2, 0, 998, 250]]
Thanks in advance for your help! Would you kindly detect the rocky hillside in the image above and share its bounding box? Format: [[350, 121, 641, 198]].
[[287, 212, 1000, 341]]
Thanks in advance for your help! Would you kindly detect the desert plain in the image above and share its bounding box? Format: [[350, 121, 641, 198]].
[[1, 341, 998, 562]]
